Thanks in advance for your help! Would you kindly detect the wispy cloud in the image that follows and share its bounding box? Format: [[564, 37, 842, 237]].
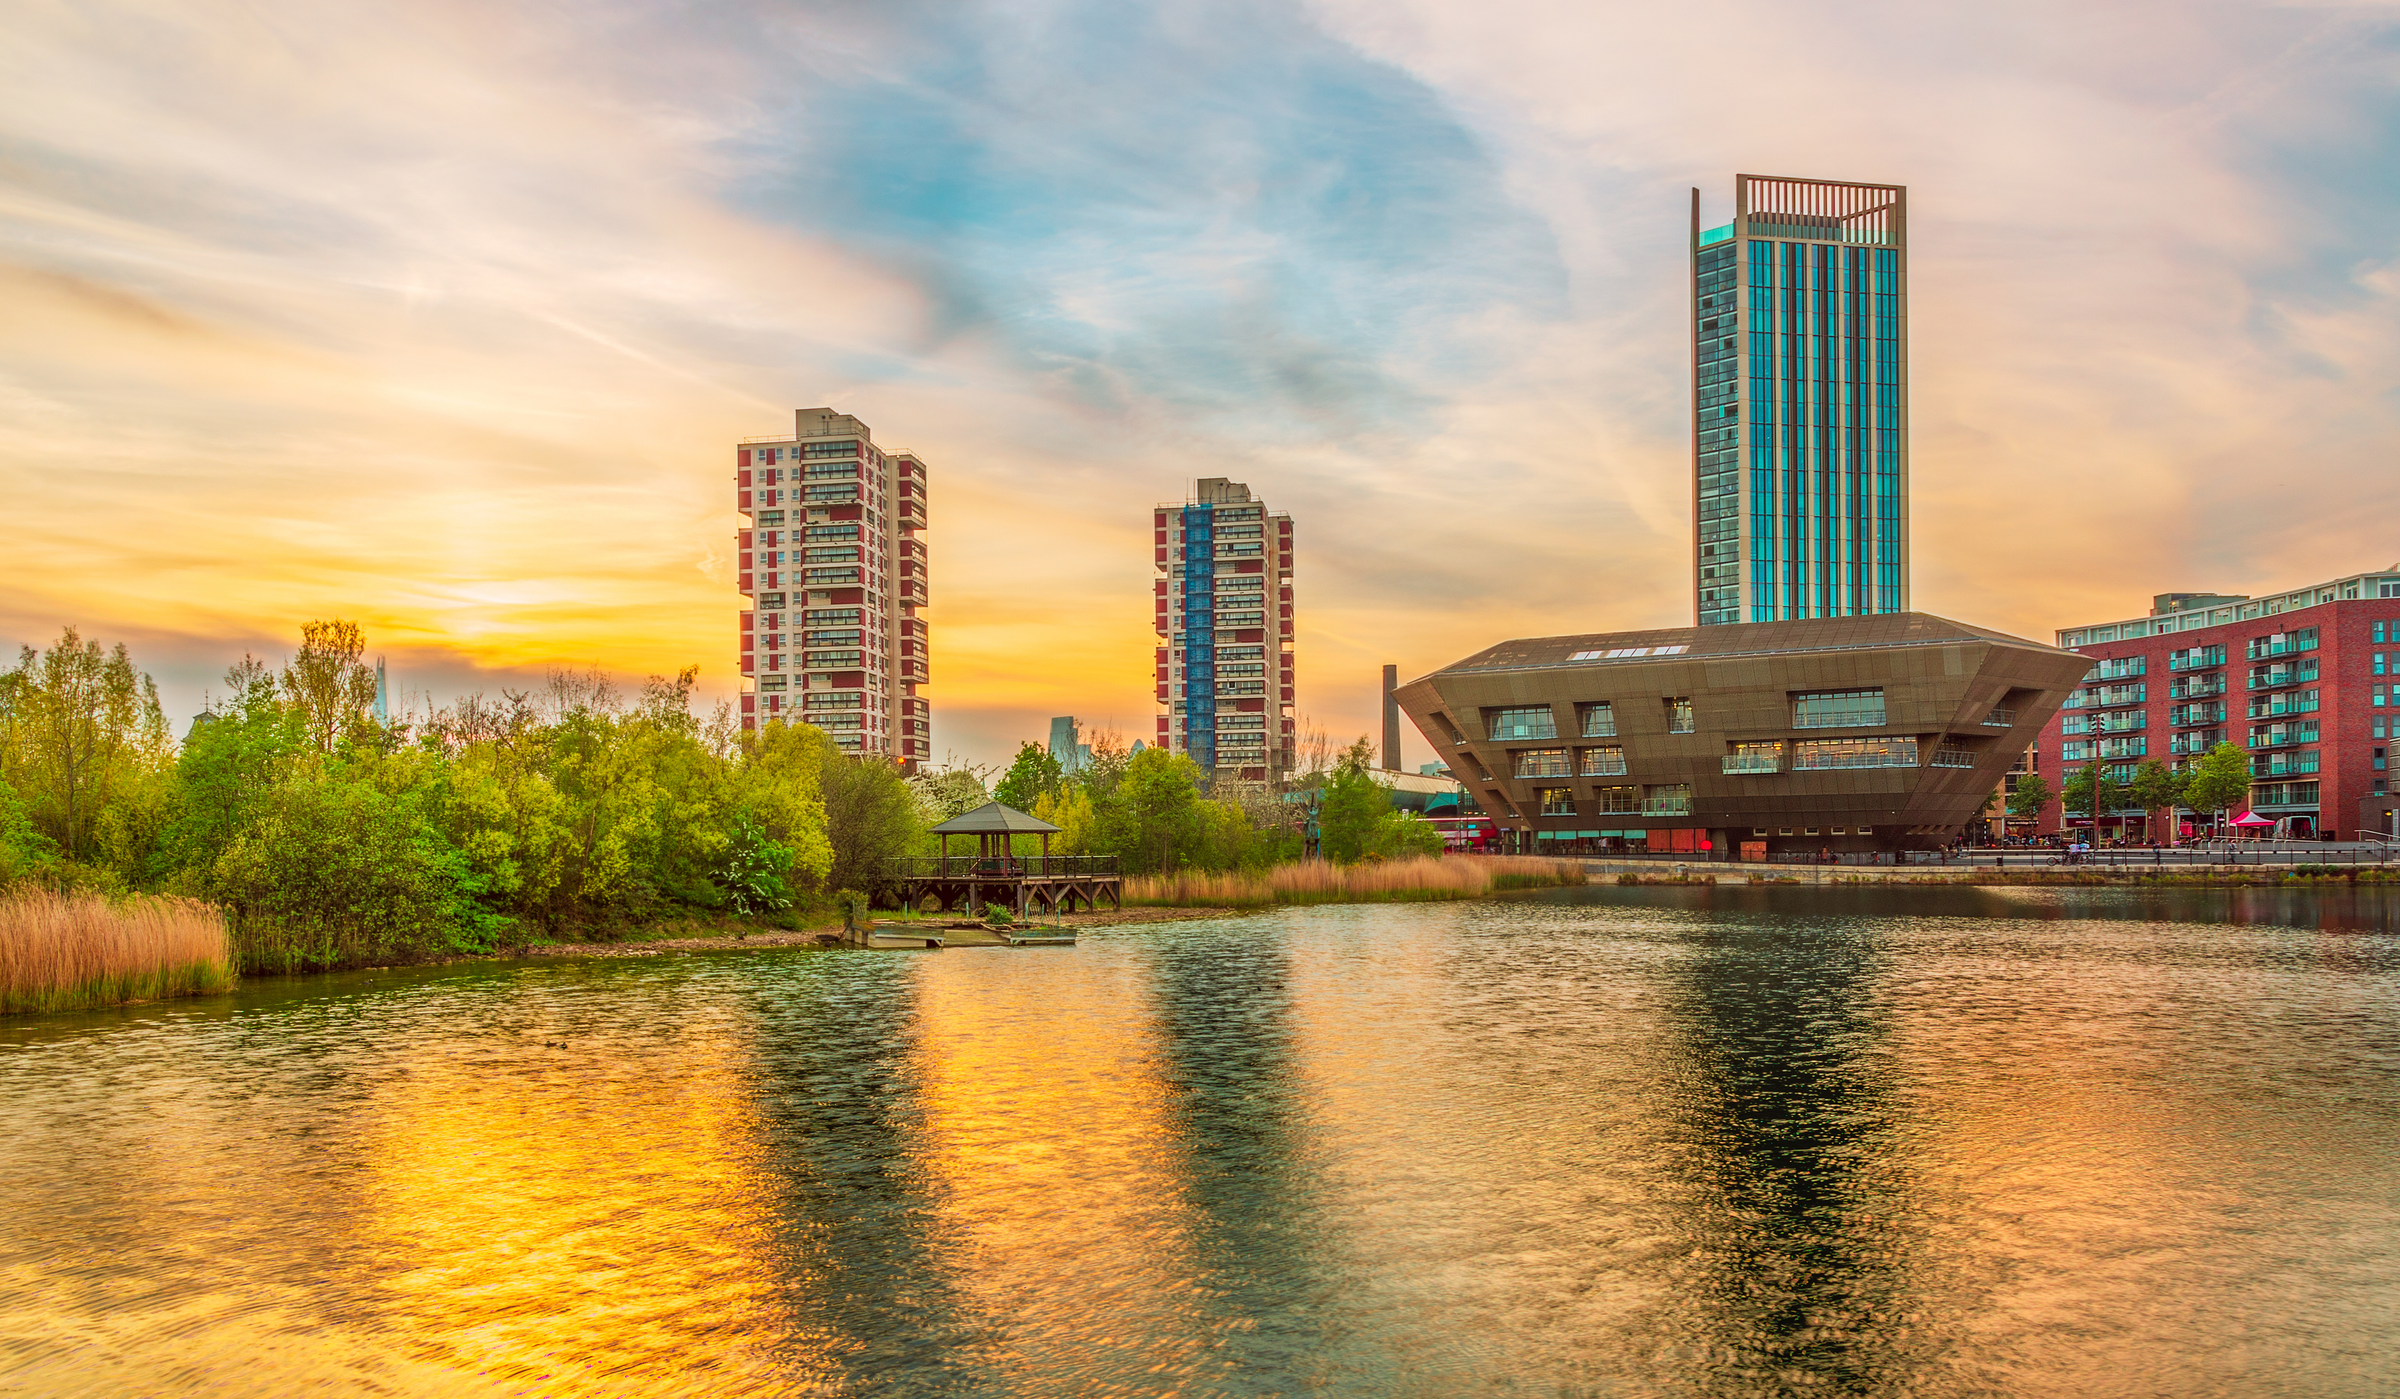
[[2, 0, 2395, 767]]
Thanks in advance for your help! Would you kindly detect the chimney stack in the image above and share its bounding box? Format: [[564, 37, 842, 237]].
[[1382, 664, 1401, 771]]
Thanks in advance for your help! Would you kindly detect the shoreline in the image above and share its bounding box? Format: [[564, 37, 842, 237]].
[[516, 904, 1252, 961], [1592, 860, 2400, 888]]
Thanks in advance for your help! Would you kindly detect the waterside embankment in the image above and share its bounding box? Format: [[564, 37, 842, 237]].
[[1593, 858, 2400, 887]]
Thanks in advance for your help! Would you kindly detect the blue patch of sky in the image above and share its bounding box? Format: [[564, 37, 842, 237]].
[[2216, 16, 2400, 378], [721, 0, 1566, 439]]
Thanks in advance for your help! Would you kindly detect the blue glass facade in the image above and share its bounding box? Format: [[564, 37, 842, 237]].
[[1694, 177, 1907, 626], [1154, 480, 1297, 778], [1180, 502, 1217, 770]]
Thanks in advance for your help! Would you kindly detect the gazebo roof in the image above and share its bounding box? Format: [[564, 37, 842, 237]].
[[929, 801, 1061, 835]]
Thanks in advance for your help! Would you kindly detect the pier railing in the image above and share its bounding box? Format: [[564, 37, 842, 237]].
[[883, 855, 1122, 879]]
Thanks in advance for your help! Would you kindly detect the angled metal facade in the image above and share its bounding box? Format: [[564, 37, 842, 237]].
[[1397, 613, 2087, 852]]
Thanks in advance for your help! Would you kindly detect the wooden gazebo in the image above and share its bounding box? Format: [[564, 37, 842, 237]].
[[876, 801, 1121, 917]]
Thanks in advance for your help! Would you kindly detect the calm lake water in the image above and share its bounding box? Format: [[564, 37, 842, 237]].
[[4, 886, 2398, 1398]]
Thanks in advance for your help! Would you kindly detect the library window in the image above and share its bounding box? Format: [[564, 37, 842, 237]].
[[1793, 689, 1887, 728], [1579, 746, 1628, 777], [1485, 706, 1556, 741], [1538, 788, 1576, 817], [1665, 698, 1694, 733], [1512, 749, 1571, 779], [1793, 736, 1919, 769]]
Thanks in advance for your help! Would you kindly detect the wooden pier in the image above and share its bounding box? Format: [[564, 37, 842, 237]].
[[872, 801, 1122, 919]]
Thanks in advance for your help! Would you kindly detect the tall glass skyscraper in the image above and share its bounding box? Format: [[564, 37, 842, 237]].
[[1692, 175, 1908, 626]]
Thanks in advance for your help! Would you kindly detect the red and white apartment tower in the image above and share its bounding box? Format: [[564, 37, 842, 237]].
[[1154, 478, 1296, 783], [736, 408, 931, 770]]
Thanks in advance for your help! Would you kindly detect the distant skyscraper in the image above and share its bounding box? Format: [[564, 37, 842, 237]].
[[1693, 174, 1908, 626], [1048, 715, 1090, 775], [736, 408, 931, 770], [1154, 478, 1294, 782]]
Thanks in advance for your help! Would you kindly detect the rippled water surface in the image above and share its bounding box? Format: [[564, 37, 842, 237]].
[[5, 885, 2399, 1397]]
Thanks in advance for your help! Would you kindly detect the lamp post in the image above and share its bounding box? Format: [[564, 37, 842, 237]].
[[2092, 753, 2106, 852]]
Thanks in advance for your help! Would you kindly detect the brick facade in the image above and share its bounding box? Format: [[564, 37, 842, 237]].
[[2036, 575, 2400, 839]]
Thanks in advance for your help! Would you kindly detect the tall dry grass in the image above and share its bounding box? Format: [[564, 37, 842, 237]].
[[0, 888, 234, 1014], [1124, 855, 1586, 909]]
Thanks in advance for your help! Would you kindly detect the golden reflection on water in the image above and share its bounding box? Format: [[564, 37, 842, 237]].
[[360, 1024, 786, 1396], [1277, 908, 1673, 1360], [905, 949, 1196, 1384], [6, 892, 2399, 1397]]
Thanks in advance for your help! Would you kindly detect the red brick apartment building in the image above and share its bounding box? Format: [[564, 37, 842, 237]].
[[2035, 568, 2400, 840], [734, 408, 932, 770], [1154, 478, 1296, 782]]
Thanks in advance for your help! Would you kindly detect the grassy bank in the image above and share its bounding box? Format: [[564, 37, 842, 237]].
[[0, 889, 234, 1014], [1125, 855, 1586, 909]]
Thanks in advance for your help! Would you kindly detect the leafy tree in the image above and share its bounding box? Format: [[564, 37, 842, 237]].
[[1367, 811, 1445, 860], [819, 749, 921, 895], [1075, 731, 1133, 801], [2182, 741, 2253, 834], [0, 617, 962, 959], [2059, 763, 2126, 837], [0, 775, 59, 883], [993, 741, 1064, 812], [0, 626, 171, 861], [910, 766, 991, 825], [210, 772, 505, 969], [2005, 771, 2054, 826], [1090, 748, 1208, 873], [731, 720, 836, 890], [2127, 759, 2186, 841], [1317, 738, 1395, 864], [280, 619, 381, 752], [156, 668, 310, 884], [1032, 785, 1099, 853]]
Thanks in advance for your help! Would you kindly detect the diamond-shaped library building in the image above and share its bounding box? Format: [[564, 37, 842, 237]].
[[1395, 613, 2089, 857]]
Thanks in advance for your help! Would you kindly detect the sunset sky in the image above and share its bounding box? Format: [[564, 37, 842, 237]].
[[5, 0, 2397, 770]]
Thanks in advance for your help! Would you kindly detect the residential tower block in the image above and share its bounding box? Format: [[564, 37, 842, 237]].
[[736, 408, 931, 768], [1154, 479, 1294, 782]]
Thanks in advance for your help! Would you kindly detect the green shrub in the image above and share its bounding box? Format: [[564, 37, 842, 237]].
[[210, 777, 506, 971]]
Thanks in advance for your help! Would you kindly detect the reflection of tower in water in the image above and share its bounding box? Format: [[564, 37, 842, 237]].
[[1146, 936, 1349, 1377], [1662, 924, 1936, 1391], [749, 966, 1000, 1393]]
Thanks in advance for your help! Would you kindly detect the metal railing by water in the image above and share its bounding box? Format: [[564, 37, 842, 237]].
[[884, 855, 1122, 879]]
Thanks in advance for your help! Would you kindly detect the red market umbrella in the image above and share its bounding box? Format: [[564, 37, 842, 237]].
[[2229, 811, 2275, 828]]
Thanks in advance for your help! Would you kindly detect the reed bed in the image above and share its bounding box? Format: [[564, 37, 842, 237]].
[[0, 888, 234, 1014], [1125, 855, 1586, 909]]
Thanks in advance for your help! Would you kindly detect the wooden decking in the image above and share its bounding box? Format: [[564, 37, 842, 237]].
[[871, 855, 1123, 919]]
